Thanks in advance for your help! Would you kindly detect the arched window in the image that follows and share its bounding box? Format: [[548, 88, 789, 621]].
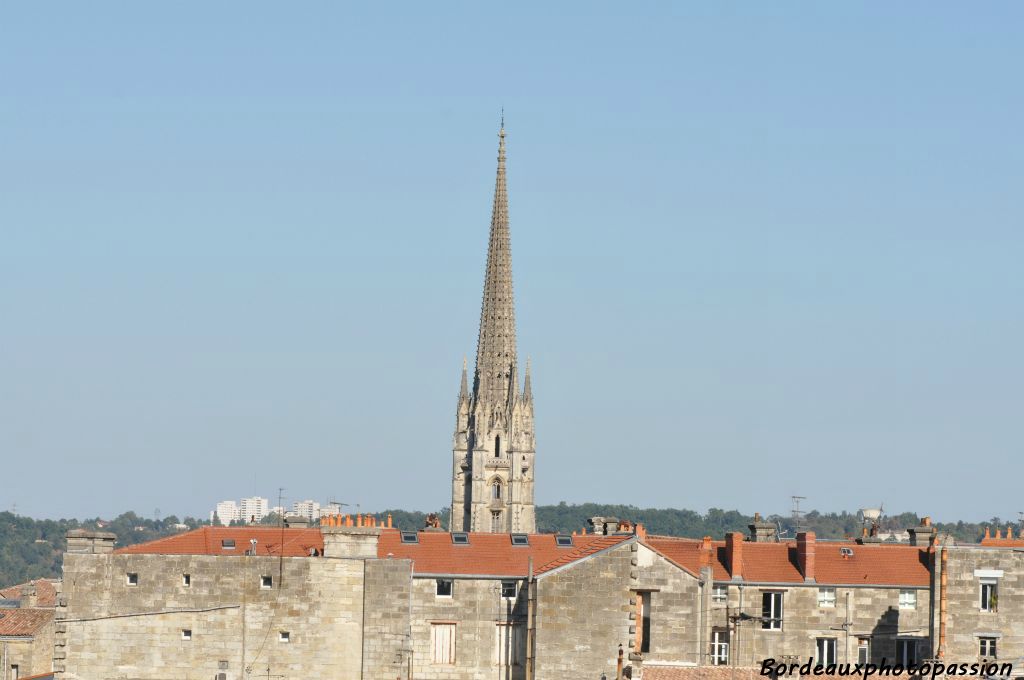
[[494, 435, 501, 458], [492, 480, 502, 501]]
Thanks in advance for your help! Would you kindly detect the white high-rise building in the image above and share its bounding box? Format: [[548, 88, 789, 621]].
[[292, 500, 321, 521], [211, 501, 241, 525], [239, 496, 269, 523]]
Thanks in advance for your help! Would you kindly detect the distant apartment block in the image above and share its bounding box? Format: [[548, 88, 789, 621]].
[[210, 497, 273, 525], [292, 500, 321, 520]]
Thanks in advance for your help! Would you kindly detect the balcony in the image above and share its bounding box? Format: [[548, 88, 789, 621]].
[[484, 458, 510, 470]]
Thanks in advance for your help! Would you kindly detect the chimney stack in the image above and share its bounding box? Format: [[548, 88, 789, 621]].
[[321, 526, 381, 558], [283, 514, 310, 529], [748, 512, 778, 543], [66, 529, 117, 554], [700, 536, 714, 569], [725, 532, 744, 580], [796, 532, 816, 582], [908, 517, 937, 547]]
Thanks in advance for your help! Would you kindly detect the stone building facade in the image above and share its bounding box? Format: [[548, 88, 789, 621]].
[[932, 541, 1024, 669], [648, 525, 933, 672], [0, 607, 55, 679], [52, 518, 1024, 679], [0, 577, 58, 679], [451, 125, 536, 534]]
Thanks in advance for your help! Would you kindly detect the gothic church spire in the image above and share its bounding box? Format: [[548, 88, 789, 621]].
[[473, 124, 517, 405], [450, 121, 537, 534]]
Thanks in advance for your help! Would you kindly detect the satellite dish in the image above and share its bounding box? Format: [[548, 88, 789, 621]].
[[859, 507, 884, 523]]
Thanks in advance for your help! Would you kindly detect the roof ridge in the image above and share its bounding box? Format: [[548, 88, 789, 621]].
[[534, 535, 631, 575]]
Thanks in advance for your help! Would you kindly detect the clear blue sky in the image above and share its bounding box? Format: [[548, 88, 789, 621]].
[[2, 4, 1021, 523]]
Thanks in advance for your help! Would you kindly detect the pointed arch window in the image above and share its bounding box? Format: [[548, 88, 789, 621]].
[[492, 479, 503, 501]]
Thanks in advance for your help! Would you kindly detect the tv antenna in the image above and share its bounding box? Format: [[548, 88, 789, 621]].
[[791, 496, 808, 533]]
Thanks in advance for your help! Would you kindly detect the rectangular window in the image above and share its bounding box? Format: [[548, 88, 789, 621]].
[[491, 511, 502, 533], [636, 591, 652, 653], [857, 638, 870, 665], [182, 573, 191, 587], [711, 629, 730, 666], [712, 585, 727, 603], [762, 591, 783, 630], [431, 623, 456, 664], [897, 639, 918, 667], [816, 638, 837, 666], [495, 623, 524, 666], [501, 580, 517, 599], [126, 572, 138, 586], [980, 579, 998, 612], [181, 629, 192, 641], [980, 637, 997, 659], [436, 579, 453, 598], [899, 589, 917, 609], [279, 631, 290, 643], [260, 575, 273, 589], [818, 588, 836, 608]]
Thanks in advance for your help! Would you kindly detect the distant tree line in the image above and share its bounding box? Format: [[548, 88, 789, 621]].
[[1, 506, 1015, 587], [0, 511, 205, 587]]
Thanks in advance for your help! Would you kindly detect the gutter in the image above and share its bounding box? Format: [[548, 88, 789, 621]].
[[412, 573, 529, 580], [710, 580, 927, 590]]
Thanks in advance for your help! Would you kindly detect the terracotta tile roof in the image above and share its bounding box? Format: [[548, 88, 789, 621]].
[[644, 666, 763, 680], [980, 538, 1024, 547], [111, 526, 631, 577], [0, 579, 58, 607], [114, 526, 324, 557], [815, 542, 930, 586], [645, 536, 930, 587], [378, 529, 633, 577], [0, 607, 53, 636]]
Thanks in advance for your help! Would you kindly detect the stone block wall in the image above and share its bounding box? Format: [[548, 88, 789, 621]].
[[57, 552, 365, 680], [2, 616, 55, 677], [409, 575, 528, 680], [709, 583, 930, 667], [362, 558, 414, 679], [633, 544, 702, 667], [533, 540, 637, 679], [941, 546, 1024, 664]]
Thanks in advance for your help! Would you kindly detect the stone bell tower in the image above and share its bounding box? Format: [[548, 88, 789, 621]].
[[450, 124, 536, 534]]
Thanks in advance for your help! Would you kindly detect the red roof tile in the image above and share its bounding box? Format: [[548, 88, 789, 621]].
[[114, 527, 324, 557], [645, 536, 930, 587], [112, 526, 631, 577], [378, 529, 632, 576], [0, 579, 58, 607], [980, 537, 1024, 547], [0, 608, 53, 636]]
